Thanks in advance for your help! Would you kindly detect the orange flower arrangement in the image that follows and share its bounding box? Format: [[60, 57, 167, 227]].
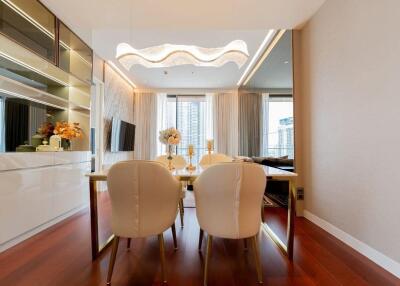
[[53, 121, 82, 140], [38, 122, 54, 138]]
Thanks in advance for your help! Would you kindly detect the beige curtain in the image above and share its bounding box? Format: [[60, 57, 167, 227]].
[[238, 92, 262, 157], [134, 92, 157, 160], [212, 91, 239, 156]]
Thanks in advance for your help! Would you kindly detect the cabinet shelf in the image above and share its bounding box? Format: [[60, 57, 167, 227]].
[[0, 33, 91, 89]]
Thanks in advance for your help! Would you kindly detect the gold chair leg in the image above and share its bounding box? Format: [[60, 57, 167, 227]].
[[198, 228, 204, 252], [107, 236, 120, 285], [244, 238, 248, 251], [251, 235, 263, 284], [171, 223, 178, 250], [204, 235, 213, 286], [127, 238, 131, 249], [179, 199, 184, 228], [261, 203, 265, 223], [158, 233, 167, 284]]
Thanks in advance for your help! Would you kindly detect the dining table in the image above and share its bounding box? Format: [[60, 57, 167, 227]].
[[86, 164, 297, 261]]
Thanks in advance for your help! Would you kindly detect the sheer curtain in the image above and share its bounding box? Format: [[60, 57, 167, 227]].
[[29, 102, 46, 143], [156, 93, 168, 157], [260, 93, 270, 157], [134, 92, 157, 160], [212, 91, 239, 156], [204, 93, 214, 140], [0, 96, 5, 152]]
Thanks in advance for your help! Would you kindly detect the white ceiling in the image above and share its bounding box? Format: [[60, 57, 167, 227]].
[[41, 0, 326, 89]]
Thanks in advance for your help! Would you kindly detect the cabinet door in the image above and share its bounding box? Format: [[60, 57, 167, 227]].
[[0, 166, 53, 244], [58, 22, 93, 84], [0, 0, 56, 62], [52, 162, 90, 216]]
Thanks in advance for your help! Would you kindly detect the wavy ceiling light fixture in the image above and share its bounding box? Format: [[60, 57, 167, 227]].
[[116, 40, 249, 69]]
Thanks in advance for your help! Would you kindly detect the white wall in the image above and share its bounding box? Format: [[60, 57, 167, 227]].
[[298, 0, 400, 270]]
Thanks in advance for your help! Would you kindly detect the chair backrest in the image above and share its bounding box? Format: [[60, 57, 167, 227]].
[[199, 153, 233, 167], [155, 155, 187, 170], [107, 160, 181, 238], [194, 162, 266, 239]]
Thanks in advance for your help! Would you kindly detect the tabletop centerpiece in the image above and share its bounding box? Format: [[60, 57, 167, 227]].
[[186, 144, 196, 171], [159, 127, 181, 170]]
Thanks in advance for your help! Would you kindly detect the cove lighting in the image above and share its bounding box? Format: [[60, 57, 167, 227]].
[[1, 0, 91, 67], [0, 52, 70, 87], [236, 30, 275, 86], [242, 30, 286, 86], [0, 88, 67, 111], [116, 40, 249, 69], [107, 61, 137, 88]]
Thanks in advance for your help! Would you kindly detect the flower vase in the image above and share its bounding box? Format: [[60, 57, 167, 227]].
[[61, 139, 71, 151], [167, 144, 174, 170]]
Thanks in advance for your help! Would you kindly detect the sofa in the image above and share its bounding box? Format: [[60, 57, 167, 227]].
[[252, 156, 294, 207]]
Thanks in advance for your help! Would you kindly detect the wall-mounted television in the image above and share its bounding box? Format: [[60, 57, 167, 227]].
[[109, 118, 135, 152]]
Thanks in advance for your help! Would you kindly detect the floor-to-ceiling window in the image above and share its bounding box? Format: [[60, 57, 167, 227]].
[[262, 95, 294, 159], [166, 95, 211, 165]]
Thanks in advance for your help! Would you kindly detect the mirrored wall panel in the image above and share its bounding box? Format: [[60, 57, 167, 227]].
[[59, 22, 93, 84], [242, 30, 294, 248], [0, 93, 67, 152], [243, 30, 294, 161]]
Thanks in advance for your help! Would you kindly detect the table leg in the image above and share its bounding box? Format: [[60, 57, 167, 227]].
[[89, 179, 99, 260], [286, 178, 296, 260]]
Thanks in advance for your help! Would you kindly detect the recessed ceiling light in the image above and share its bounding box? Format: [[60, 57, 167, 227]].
[[116, 40, 249, 69]]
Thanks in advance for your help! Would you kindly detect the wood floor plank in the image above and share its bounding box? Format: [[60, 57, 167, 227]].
[[0, 206, 398, 286]]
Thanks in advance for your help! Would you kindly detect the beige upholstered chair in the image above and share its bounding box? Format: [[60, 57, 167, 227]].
[[155, 154, 187, 227], [155, 154, 187, 170], [199, 153, 233, 167], [194, 162, 266, 285], [106, 160, 181, 285]]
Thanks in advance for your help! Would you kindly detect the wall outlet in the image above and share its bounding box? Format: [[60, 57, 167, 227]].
[[297, 187, 304, 200]]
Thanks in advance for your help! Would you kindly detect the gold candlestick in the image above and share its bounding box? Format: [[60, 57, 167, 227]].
[[186, 144, 196, 171], [207, 139, 214, 154]]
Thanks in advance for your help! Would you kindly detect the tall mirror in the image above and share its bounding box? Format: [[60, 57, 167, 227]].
[[241, 30, 294, 252]]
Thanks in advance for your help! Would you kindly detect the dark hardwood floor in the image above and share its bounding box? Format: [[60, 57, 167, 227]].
[[0, 205, 398, 286]]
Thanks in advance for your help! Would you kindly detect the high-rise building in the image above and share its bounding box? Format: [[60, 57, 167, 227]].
[[277, 117, 294, 158]]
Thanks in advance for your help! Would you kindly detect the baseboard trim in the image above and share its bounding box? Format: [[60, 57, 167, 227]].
[[0, 204, 88, 253], [303, 210, 400, 279]]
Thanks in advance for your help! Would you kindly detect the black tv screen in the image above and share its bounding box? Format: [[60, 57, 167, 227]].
[[110, 118, 135, 152]]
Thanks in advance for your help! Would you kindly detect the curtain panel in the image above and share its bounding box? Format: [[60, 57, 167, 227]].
[[212, 92, 239, 156], [5, 99, 29, 152], [134, 92, 157, 160], [156, 93, 168, 157], [29, 102, 46, 143], [238, 92, 262, 157], [260, 93, 270, 157]]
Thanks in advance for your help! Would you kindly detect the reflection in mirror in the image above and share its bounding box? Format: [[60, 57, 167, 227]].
[[242, 30, 293, 245], [0, 93, 67, 152], [97, 185, 113, 251]]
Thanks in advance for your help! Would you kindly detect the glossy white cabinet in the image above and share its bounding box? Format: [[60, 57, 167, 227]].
[[0, 152, 90, 251]]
